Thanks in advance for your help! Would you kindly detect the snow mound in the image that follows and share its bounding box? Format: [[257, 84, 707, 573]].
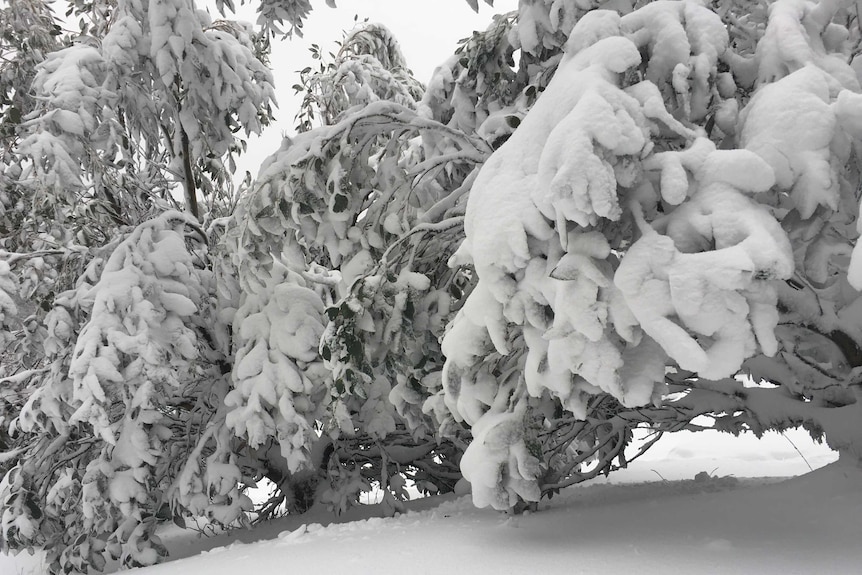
[[101, 461, 862, 575]]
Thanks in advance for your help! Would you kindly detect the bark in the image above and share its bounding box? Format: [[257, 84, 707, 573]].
[[180, 127, 199, 220]]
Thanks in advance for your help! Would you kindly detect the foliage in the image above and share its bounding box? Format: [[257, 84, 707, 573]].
[[0, 0, 274, 571], [441, 0, 862, 510], [225, 44, 486, 515], [26, 0, 274, 221], [1, 0, 862, 572], [293, 22, 425, 131], [2, 212, 236, 572]]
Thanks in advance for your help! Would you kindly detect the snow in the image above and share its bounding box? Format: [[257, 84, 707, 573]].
[[441, 34, 655, 437], [849, 245, 862, 291], [754, 0, 858, 90], [226, 253, 326, 472], [438, 0, 838, 512], [0, 260, 18, 332], [5, 431, 850, 575], [616, 139, 794, 380], [620, 0, 727, 120], [453, 34, 642, 281], [460, 407, 543, 509], [6, 0, 862, 571], [739, 66, 839, 219]]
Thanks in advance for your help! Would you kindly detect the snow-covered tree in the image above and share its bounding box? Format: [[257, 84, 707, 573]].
[[0, 211, 236, 572], [3, 0, 862, 571], [224, 22, 486, 516], [442, 0, 862, 511], [19, 0, 275, 221], [0, 0, 275, 571], [0, 0, 275, 386], [294, 22, 425, 131]]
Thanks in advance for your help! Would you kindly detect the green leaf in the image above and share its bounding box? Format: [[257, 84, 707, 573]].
[[332, 193, 349, 213], [339, 302, 355, 319], [347, 338, 363, 362], [449, 284, 463, 299], [354, 383, 367, 400], [91, 553, 107, 572], [25, 497, 42, 520]]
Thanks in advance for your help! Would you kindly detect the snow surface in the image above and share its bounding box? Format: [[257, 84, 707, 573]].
[[3, 431, 852, 574]]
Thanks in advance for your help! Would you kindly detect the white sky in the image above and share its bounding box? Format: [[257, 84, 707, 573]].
[[227, 0, 519, 179]]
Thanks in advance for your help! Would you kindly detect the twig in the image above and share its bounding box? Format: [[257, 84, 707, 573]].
[[377, 216, 465, 267], [1, 249, 70, 265], [781, 431, 814, 472], [0, 367, 47, 385], [0, 448, 25, 464]]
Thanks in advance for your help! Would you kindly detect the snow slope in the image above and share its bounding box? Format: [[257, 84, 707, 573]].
[[3, 430, 855, 574], [146, 458, 862, 575]]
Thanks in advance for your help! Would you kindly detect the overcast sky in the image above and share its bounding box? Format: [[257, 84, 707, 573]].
[[229, 0, 519, 179]]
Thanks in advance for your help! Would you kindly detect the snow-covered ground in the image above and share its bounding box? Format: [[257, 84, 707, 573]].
[[5, 429, 859, 575]]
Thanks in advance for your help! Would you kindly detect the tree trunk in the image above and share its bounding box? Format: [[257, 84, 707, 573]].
[[180, 127, 199, 220]]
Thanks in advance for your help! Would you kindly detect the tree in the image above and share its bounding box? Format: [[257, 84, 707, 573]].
[[0, 0, 71, 465], [2, 0, 862, 572], [19, 0, 275, 221], [0, 0, 275, 571], [3, 212, 233, 571], [440, 0, 862, 510], [224, 20, 484, 517]]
